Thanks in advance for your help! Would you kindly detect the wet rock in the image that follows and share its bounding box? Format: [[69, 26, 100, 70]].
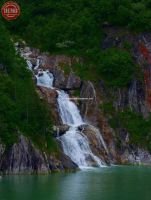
[[78, 124, 110, 164], [53, 125, 70, 137], [59, 153, 78, 170]]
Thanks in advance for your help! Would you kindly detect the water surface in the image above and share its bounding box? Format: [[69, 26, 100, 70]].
[[0, 166, 151, 200]]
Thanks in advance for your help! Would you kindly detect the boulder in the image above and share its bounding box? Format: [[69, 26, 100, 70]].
[[53, 125, 70, 137]]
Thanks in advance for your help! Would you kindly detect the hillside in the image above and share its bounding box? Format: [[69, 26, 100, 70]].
[[1, 0, 151, 173]]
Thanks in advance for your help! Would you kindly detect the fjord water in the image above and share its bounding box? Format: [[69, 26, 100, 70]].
[[0, 166, 151, 200]]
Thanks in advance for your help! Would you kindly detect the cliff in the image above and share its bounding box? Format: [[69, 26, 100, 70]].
[[21, 28, 151, 166], [0, 135, 77, 175], [2, 28, 151, 174]]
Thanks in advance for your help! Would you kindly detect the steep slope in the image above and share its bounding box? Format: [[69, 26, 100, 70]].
[[18, 40, 151, 166], [1, 0, 151, 173], [0, 22, 77, 174]]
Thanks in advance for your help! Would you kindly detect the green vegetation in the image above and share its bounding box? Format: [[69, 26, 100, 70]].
[[2, 0, 148, 86], [0, 21, 58, 152], [97, 49, 135, 87], [109, 110, 151, 150], [0, 0, 151, 150]]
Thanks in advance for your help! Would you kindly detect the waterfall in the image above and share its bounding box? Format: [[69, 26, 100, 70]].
[[57, 90, 83, 126], [35, 69, 54, 88], [17, 47, 54, 89], [17, 45, 107, 168], [57, 90, 105, 168]]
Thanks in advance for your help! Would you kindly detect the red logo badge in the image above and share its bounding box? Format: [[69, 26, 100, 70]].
[[1, 1, 20, 21]]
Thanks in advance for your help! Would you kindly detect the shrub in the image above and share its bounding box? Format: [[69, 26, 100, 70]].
[[98, 49, 135, 87]]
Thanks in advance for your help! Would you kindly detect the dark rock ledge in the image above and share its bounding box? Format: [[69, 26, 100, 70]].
[[0, 135, 78, 175]]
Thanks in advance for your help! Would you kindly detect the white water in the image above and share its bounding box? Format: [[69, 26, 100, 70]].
[[57, 90, 83, 126], [17, 47, 54, 89], [57, 90, 105, 168], [26, 60, 33, 71], [17, 45, 106, 168], [35, 70, 54, 88]]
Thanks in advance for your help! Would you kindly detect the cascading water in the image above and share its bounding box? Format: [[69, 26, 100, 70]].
[[21, 50, 54, 88], [36, 70, 54, 88], [57, 90, 105, 168], [57, 90, 83, 126], [17, 44, 107, 168]]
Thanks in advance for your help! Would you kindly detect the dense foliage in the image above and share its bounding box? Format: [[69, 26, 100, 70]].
[[101, 102, 151, 150], [97, 49, 135, 87], [2, 0, 149, 86], [1, 0, 151, 150], [0, 21, 57, 151], [2, 0, 151, 51]]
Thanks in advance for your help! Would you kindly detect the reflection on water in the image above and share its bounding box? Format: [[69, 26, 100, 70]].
[[0, 166, 151, 200]]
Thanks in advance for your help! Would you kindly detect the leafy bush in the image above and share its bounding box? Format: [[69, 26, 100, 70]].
[[98, 49, 135, 87], [109, 110, 151, 149], [0, 21, 57, 151]]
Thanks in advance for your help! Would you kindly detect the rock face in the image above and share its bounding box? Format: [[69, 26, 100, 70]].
[[0, 135, 78, 175], [53, 125, 70, 137], [116, 129, 151, 165], [37, 54, 82, 89], [113, 80, 147, 116], [65, 72, 81, 90], [80, 81, 99, 125], [78, 124, 111, 164], [15, 40, 151, 168], [36, 87, 61, 125]]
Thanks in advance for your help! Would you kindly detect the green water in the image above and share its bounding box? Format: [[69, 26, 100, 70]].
[[0, 166, 151, 200]]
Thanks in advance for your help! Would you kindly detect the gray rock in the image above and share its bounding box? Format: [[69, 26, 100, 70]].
[[113, 80, 148, 117], [53, 125, 70, 137], [53, 67, 66, 88], [80, 81, 98, 124], [0, 136, 48, 174], [0, 135, 78, 174], [65, 72, 81, 90]]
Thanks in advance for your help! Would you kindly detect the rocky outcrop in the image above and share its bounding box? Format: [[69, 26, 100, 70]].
[[0, 135, 78, 175], [36, 87, 61, 125], [116, 129, 151, 165], [78, 124, 111, 164], [111, 80, 148, 117], [53, 125, 70, 137], [35, 53, 82, 89], [65, 72, 81, 90], [80, 81, 99, 124], [16, 40, 151, 167], [101, 28, 151, 116]]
